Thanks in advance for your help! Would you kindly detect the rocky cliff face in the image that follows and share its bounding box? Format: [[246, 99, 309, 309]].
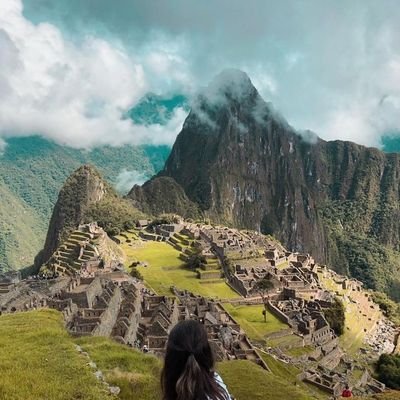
[[129, 70, 400, 296], [36, 165, 109, 266], [128, 176, 200, 218]]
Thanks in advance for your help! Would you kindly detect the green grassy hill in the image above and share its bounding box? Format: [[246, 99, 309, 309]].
[[0, 309, 331, 400], [0, 182, 46, 272], [120, 234, 239, 299], [0, 137, 170, 271], [0, 310, 110, 400], [0, 93, 188, 271]]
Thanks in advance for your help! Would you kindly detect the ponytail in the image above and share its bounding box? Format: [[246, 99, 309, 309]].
[[161, 320, 231, 400], [176, 354, 202, 400]]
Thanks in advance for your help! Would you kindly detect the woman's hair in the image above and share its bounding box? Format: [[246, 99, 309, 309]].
[[161, 320, 229, 400]]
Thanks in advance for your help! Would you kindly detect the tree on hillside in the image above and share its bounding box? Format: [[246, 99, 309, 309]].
[[254, 277, 274, 322], [84, 196, 145, 237], [323, 297, 345, 336], [223, 257, 234, 277], [377, 354, 400, 389], [130, 267, 143, 281], [185, 250, 206, 271]]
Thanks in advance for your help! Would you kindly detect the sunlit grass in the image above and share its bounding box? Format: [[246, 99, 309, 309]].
[[0, 310, 331, 400], [122, 240, 239, 299], [260, 353, 327, 399], [0, 310, 109, 400], [317, 272, 382, 358], [223, 304, 288, 343], [217, 360, 322, 400], [76, 336, 162, 400]]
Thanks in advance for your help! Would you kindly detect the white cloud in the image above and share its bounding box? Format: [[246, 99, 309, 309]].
[[115, 169, 147, 194], [0, 0, 188, 148], [0, 138, 6, 154], [3, 0, 400, 149]]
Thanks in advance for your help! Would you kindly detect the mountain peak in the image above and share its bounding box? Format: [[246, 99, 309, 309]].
[[211, 69, 254, 92], [200, 68, 259, 105], [36, 165, 110, 267]]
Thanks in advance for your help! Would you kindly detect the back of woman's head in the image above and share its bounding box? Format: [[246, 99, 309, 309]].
[[161, 320, 228, 400]]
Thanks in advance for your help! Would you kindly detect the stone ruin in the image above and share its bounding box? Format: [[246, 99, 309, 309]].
[[229, 252, 321, 298], [268, 298, 336, 347], [172, 288, 269, 369], [1, 220, 394, 397], [43, 223, 125, 277], [302, 365, 385, 397]]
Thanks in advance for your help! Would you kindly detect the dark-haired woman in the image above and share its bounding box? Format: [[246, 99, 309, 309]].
[[161, 320, 232, 400]]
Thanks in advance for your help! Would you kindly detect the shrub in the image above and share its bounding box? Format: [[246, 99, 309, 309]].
[[185, 250, 206, 270], [323, 297, 345, 336], [85, 196, 145, 235], [130, 268, 143, 280], [377, 354, 400, 389]]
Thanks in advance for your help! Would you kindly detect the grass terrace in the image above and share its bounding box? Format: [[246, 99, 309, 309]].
[[0, 310, 109, 400], [318, 271, 382, 357], [260, 353, 327, 399], [121, 239, 239, 299], [223, 304, 289, 344], [76, 337, 162, 400], [217, 360, 323, 400], [0, 309, 332, 400]]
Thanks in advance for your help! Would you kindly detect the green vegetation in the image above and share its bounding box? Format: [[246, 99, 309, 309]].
[[318, 270, 382, 357], [0, 135, 170, 270], [320, 199, 400, 301], [122, 239, 239, 299], [217, 360, 321, 400], [371, 291, 400, 325], [0, 182, 46, 273], [223, 304, 288, 343], [376, 354, 400, 390], [147, 214, 183, 228], [129, 176, 201, 219], [85, 196, 145, 237], [268, 334, 303, 349], [184, 249, 207, 270], [286, 345, 315, 357], [323, 297, 345, 336], [0, 308, 330, 400], [0, 309, 109, 400], [253, 277, 274, 321], [76, 337, 162, 400], [130, 267, 144, 280], [260, 353, 327, 399]]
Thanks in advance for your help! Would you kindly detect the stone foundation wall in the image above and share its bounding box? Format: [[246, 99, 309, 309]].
[[123, 295, 142, 345], [93, 287, 122, 337], [266, 301, 292, 326], [86, 278, 103, 308]]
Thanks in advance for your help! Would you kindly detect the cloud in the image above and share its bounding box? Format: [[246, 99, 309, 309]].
[[114, 169, 147, 194], [0, 138, 6, 154], [0, 0, 188, 148], [3, 0, 400, 148]]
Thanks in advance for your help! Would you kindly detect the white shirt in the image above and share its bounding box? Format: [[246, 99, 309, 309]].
[[213, 372, 232, 400]]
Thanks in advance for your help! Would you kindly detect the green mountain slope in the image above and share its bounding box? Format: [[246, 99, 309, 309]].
[[0, 93, 187, 270], [0, 137, 168, 270], [0, 309, 327, 400], [130, 70, 400, 300], [0, 181, 46, 273]]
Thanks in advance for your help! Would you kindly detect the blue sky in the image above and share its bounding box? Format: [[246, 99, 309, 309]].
[[0, 0, 400, 149]]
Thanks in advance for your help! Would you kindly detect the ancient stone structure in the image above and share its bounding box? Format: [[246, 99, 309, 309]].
[[1, 220, 392, 396], [172, 288, 269, 370], [43, 223, 125, 277]]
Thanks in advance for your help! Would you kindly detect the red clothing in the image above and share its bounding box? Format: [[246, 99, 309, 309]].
[[342, 389, 352, 397]]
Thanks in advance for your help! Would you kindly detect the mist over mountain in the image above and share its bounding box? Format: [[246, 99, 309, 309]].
[[0, 94, 184, 272], [130, 69, 400, 300]]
